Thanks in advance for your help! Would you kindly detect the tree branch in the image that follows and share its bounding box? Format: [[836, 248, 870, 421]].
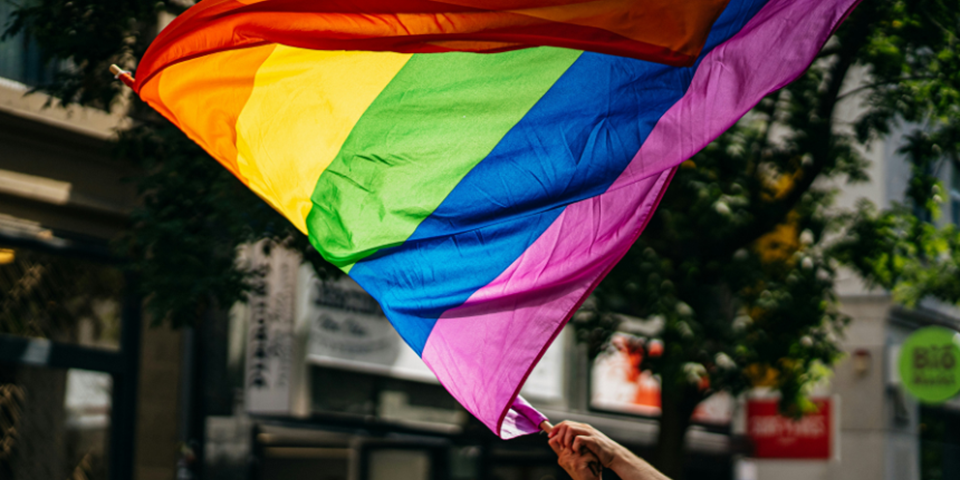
[[920, 5, 956, 40], [816, 45, 842, 58], [706, 3, 876, 261], [835, 75, 938, 102]]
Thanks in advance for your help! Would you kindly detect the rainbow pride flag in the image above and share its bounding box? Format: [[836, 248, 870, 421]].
[[133, 0, 859, 438]]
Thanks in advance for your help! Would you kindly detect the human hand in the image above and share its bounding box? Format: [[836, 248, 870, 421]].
[[548, 421, 671, 480], [548, 420, 623, 468], [548, 430, 603, 480]]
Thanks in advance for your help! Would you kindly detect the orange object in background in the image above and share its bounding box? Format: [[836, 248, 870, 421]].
[[592, 333, 731, 424]]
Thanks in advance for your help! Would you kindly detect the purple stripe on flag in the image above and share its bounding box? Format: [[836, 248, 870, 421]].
[[422, 168, 674, 438], [421, 0, 861, 438]]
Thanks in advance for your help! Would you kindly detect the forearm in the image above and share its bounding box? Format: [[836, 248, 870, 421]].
[[548, 420, 670, 480], [608, 446, 671, 480]]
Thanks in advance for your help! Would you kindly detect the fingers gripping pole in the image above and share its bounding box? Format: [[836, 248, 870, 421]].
[[109, 64, 135, 88]]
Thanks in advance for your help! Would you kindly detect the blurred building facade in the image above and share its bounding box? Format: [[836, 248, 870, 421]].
[[4, 6, 958, 480], [201, 241, 738, 480], [730, 67, 960, 480], [0, 10, 186, 480], [0, 9, 740, 480]]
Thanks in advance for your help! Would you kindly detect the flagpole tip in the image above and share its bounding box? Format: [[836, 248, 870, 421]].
[[109, 64, 135, 88]]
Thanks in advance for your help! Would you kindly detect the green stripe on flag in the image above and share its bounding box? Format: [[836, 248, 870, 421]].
[[305, 47, 581, 269]]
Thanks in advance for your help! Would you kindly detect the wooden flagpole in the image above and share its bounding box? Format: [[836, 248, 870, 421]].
[[540, 420, 554, 434]]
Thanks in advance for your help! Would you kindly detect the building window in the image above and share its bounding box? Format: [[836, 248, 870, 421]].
[[0, 1, 58, 86]]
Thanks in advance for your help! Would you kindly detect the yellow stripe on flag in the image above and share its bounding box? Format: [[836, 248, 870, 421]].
[[235, 47, 412, 233]]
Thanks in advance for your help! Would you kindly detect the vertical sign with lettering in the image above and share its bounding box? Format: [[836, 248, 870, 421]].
[[244, 240, 300, 414]]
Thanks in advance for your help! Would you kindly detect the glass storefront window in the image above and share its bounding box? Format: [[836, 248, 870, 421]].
[[488, 464, 561, 480], [0, 366, 112, 480], [310, 367, 464, 426], [0, 1, 60, 86], [590, 332, 733, 426], [920, 406, 960, 480], [368, 449, 431, 480], [0, 246, 123, 350]]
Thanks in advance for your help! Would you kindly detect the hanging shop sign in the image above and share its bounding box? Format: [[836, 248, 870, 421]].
[[304, 275, 436, 382], [898, 326, 960, 404], [746, 398, 832, 459], [303, 274, 566, 401]]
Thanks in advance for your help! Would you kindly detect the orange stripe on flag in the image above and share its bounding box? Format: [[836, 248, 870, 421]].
[[142, 44, 276, 183]]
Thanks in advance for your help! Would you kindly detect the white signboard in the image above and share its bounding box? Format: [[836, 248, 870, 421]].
[[303, 275, 436, 382], [243, 240, 301, 414], [302, 272, 566, 403]]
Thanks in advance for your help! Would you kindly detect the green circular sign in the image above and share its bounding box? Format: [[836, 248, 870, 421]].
[[899, 326, 960, 403]]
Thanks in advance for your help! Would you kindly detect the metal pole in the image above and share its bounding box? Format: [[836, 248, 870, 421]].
[[110, 272, 142, 480]]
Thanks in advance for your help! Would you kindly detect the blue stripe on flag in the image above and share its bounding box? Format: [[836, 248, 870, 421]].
[[349, 0, 771, 355]]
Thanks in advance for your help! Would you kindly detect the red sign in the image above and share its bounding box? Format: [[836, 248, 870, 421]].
[[746, 398, 832, 459]]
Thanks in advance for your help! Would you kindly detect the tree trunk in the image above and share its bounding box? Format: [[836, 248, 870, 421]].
[[654, 387, 702, 480]]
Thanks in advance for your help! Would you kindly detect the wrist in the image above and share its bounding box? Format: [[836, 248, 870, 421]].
[[607, 444, 636, 471]]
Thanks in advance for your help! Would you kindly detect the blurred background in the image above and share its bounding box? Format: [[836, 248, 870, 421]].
[[1, 1, 960, 479]]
